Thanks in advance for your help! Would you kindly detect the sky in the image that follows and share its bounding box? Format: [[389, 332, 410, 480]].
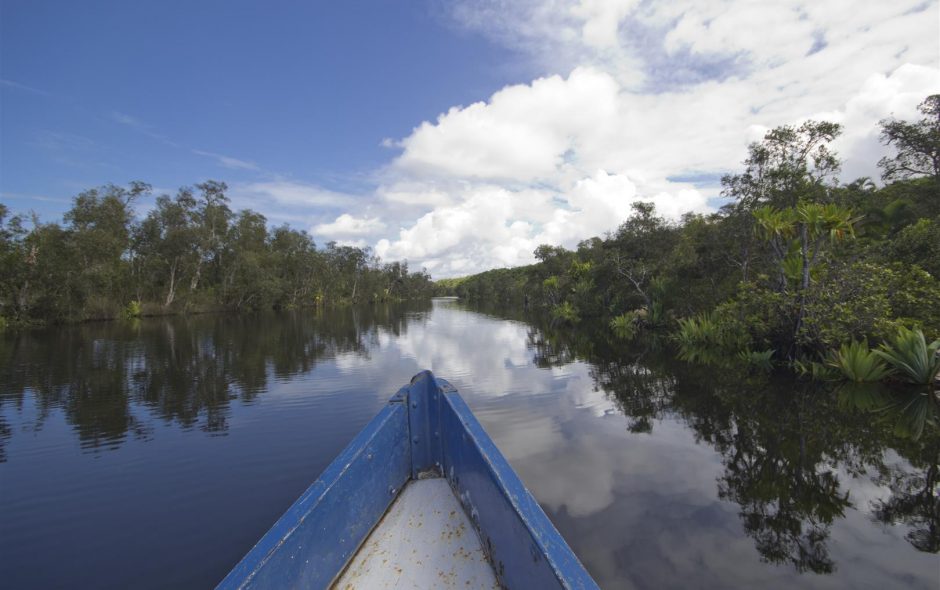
[[2, 0, 939, 277]]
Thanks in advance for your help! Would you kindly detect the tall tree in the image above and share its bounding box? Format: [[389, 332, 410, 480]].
[[879, 94, 940, 184], [606, 202, 676, 311], [723, 121, 843, 210], [190, 181, 233, 292], [134, 189, 198, 307], [64, 183, 147, 315]]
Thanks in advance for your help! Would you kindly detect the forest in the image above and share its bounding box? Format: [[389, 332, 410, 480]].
[[438, 95, 940, 383], [0, 181, 435, 326]]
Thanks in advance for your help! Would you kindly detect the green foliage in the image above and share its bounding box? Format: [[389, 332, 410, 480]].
[[551, 301, 580, 325], [122, 300, 142, 319], [800, 262, 893, 350], [0, 316, 7, 331], [874, 327, 940, 385], [676, 313, 723, 348], [793, 359, 839, 381], [878, 94, 940, 184], [711, 282, 790, 350], [737, 348, 775, 370], [724, 120, 842, 210], [646, 300, 666, 328], [0, 181, 436, 325], [889, 217, 940, 278], [826, 340, 893, 383], [800, 261, 940, 352], [447, 102, 937, 378], [609, 312, 638, 340]]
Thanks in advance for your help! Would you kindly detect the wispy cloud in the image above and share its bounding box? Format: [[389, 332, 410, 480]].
[[231, 180, 358, 208], [110, 111, 179, 147], [0, 191, 71, 204], [192, 149, 259, 171], [111, 112, 260, 172], [32, 130, 97, 152], [0, 78, 50, 96], [110, 111, 144, 127], [29, 130, 116, 170]]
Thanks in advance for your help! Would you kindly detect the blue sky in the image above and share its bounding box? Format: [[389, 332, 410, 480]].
[[1, 1, 519, 217], [2, 0, 939, 277]]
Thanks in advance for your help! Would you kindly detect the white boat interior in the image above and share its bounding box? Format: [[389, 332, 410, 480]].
[[332, 477, 499, 589]]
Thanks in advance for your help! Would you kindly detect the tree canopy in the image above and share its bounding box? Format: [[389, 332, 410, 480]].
[[0, 182, 434, 324]]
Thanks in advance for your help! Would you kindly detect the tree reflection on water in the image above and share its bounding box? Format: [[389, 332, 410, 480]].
[[525, 316, 939, 568], [0, 302, 430, 453], [1, 302, 936, 576]]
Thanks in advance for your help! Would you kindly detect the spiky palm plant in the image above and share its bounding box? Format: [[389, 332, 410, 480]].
[[609, 313, 637, 340], [737, 348, 775, 370], [827, 339, 894, 382], [874, 328, 940, 385]]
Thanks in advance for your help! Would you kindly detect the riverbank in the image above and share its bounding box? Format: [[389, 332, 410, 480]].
[[0, 296, 434, 330]]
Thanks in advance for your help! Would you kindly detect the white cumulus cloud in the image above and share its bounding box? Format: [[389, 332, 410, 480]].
[[362, 0, 939, 277], [220, 1, 939, 279], [313, 213, 387, 237]]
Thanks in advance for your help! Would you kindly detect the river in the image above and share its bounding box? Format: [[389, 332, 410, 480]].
[[1, 298, 937, 588]]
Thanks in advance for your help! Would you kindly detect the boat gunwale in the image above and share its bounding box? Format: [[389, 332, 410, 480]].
[[217, 371, 598, 590]]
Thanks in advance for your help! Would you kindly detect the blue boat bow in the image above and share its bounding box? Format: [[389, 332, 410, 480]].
[[218, 370, 598, 589]]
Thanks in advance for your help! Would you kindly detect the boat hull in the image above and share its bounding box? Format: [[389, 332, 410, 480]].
[[218, 370, 598, 589]]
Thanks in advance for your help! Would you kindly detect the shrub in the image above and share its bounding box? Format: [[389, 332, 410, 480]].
[[122, 300, 142, 319], [826, 340, 893, 383], [609, 312, 638, 339], [889, 216, 940, 278], [551, 301, 579, 325], [713, 282, 791, 350], [800, 261, 940, 350], [675, 311, 754, 366], [874, 327, 940, 385], [794, 359, 839, 381]]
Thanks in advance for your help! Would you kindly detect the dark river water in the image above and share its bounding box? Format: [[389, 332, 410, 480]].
[[1, 298, 937, 589]]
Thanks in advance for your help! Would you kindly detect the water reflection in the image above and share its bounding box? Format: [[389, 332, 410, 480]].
[[838, 384, 940, 553], [0, 299, 937, 589], [519, 318, 939, 579], [0, 302, 431, 454]]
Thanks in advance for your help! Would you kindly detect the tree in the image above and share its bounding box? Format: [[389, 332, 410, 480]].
[[879, 95, 940, 183], [64, 183, 146, 316], [269, 225, 319, 308], [753, 202, 860, 354], [723, 121, 843, 210], [0, 204, 29, 319], [134, 189, 198, 307], [189, 181, 233, 292], [889, 217, 940, 278], [606, 202, 677, 312], [224, 210, 273, 309]]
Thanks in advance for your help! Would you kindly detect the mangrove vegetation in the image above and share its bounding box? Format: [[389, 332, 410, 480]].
[[438, 95, 940, 387], [0, 181, 434, 326]]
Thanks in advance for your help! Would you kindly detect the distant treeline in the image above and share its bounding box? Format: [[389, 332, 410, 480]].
[[0, 181, 434, 325], [438, 95, 940, 369]]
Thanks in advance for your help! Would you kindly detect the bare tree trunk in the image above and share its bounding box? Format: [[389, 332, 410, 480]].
[[189, 258, 202, 292], [165, 258, 178, 307], [16, 280, 29, 317]]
